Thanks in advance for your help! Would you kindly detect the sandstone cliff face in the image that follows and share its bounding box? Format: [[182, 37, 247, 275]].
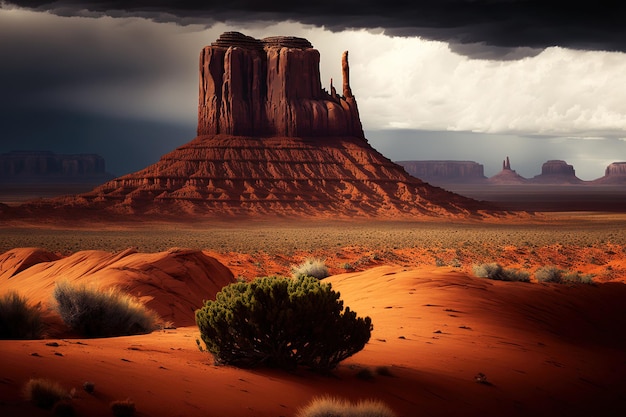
[[0, 151, 110, 179], [396, 160, 486, 184], [531, 160, 582, 184], [198, 32, 363, 138]]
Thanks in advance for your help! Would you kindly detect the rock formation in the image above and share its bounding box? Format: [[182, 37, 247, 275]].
[[593, 162, 626, 184], [0, 151, 111, 180], [487, 156, 528, 184], [197, 32, 363, 138], [396, 160, 486, 184], [3, 32, 500, 221], [530, 160, 582, 184]]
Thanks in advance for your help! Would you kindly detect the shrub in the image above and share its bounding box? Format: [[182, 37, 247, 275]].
[[472, 263, 530, 282], [195, 276, 372, 371], [535, 266, 563, 283], [23, 378, 68, 409], [296, 396, 397, 417], [0, 291, 42, 339], [562, 271, 594, 284], [291, 258, 330, 279], [53, 281, 159, 337], [110, 399, 136, 417]]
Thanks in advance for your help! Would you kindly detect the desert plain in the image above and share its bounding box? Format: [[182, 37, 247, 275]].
[[1, 210, 626, 417]]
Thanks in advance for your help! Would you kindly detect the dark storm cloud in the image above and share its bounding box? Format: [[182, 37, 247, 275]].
[[6, 0, 626, 56]]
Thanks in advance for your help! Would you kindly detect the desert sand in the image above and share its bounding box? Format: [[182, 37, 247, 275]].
[[1, 215, 626, 417]]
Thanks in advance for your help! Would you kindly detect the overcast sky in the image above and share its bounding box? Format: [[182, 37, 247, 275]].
[[1, 1, 625, 180]]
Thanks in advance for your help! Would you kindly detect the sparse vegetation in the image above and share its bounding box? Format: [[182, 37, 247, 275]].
[[82, 381, 95, 394], [291, 258, 330, 279], [535, 266, 594, 284], [23, 378, 69, 409], [0, 291, 43, 339], [473, 263, 530, 282], [296, 396, 397, 417], [110, 399, 136, 417], [53, 281, 160, 337], [195, 276, 372, 371]]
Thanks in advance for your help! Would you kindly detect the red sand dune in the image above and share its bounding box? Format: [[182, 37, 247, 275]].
[[0, 247, 234, 328], [1, 251, 625, 417]]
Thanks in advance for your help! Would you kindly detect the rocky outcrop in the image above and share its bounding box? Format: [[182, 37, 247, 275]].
[[198, 32, 363, 138], [593, 162, 626, 184], [0, 151, 111, 180], [487, 156, 528, 184], [3, 32, 502, 221], [531, 160, 582, 184], [396, 160, 486, 184]]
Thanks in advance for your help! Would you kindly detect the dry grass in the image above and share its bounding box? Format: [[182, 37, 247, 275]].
[[296, 395, 397, 417], [0, 291, 42, 339], [23, 378, 69, 409], [53, 281, 160, 337]]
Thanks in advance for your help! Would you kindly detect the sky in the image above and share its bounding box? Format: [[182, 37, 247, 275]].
[[1, 1, 625, 180]]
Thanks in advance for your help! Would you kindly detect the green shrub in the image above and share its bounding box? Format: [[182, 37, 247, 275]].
[[53, 281, 159, 337], [473, 263, 530, 282], [296, 396, 397, 417], [195, 276, 372, 371], [291, 258, 330, 279], [23, 378, 69, 409], [0, 291, 42, 339]]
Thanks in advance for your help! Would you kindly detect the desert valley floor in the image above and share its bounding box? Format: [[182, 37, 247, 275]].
[[1, 213, 626, 417]]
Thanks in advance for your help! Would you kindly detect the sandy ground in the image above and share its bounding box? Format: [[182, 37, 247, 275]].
[[1, 232, 626, 416]]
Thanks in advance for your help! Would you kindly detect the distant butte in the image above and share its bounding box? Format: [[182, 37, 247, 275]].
[[2, 32, 500, 221]]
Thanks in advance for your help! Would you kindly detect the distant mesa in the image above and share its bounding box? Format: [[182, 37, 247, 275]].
[[530, 160, 582, 184], [487, 156, 528, 184], [397, 160, 487, 185], [593, 162, 626, 184], [0, 151, 113, 182], [2, 32, 500, 221]]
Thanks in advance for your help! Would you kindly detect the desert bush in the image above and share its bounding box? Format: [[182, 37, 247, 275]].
[[53, 281, 159, 337], [291, 258, 330, 279], [0, 291, 42, 339], [535, 266, 594, 284], [195, 276, 372, 371], [296, 396, 397, 417], [472, 263, 530, 282], [110, 399, 136, 417], [535, 266, 563, 283], [23, 378, 69, 409], [562, 271, 594, 284]]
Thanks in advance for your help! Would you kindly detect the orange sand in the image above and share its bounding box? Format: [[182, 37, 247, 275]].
[[1, 249, 625, 417]]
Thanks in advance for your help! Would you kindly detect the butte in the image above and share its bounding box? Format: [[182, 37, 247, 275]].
[[2, 32, 498, 221]]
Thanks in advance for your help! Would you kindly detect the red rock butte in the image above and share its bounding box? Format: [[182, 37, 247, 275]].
[[3, 32, 500, 221], [198, 32, 363, 138]]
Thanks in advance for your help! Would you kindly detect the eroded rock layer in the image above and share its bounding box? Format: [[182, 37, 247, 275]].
[[13, 135, 490, 220]]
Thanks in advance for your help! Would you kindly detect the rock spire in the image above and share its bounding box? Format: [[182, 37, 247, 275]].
[[197, 32, 363, 138]]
